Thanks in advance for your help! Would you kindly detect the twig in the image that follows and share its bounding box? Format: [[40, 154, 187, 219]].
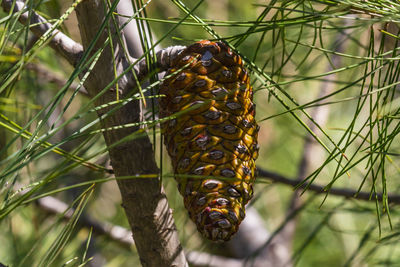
[[1, 0, 83, 66], [257, 168, 400, 204]]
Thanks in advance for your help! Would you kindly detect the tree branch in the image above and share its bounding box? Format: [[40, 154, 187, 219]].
[[2, 0, 188, 265], [257, 168, 400, 204], [74, 1, 187, 266], [1, 0, 83, 66], [1, 0, 184, 80]]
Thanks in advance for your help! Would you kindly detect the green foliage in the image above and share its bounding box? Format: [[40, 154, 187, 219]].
[[1, 0, 400, 266]]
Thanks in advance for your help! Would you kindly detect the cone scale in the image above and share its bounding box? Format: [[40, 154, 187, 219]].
[[160, 40, 259, 241]]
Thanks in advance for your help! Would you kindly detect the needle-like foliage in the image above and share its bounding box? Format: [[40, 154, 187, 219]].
[[1, 0, 400, 266]]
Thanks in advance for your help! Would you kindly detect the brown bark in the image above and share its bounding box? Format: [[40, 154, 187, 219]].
[[75, 1, 187, 266], [1, 1, 188, 263]]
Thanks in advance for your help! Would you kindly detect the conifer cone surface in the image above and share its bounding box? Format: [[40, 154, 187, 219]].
[[160, 40, 259, 241]]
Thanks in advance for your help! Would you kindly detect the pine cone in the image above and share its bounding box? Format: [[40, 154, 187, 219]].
[[160, 40, 259, 241]]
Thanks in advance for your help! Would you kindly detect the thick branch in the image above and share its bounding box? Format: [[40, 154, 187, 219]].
[[257, 168, 400, 204], [75, 1, 187, 266], [1, 0, 83, 66], [3, 0, 188, 265]]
